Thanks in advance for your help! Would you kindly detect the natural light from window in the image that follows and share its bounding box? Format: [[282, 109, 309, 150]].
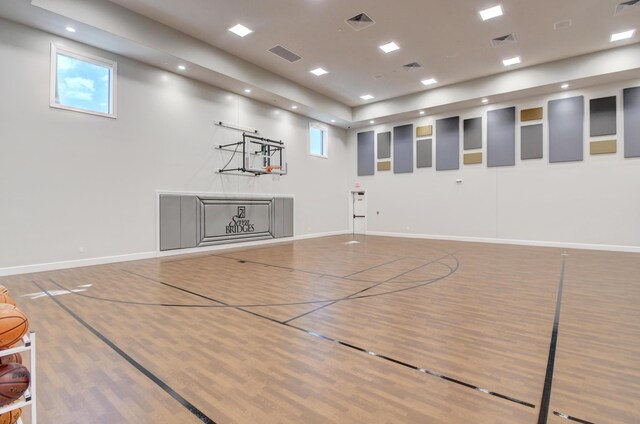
[[309, 124, 327, 158]]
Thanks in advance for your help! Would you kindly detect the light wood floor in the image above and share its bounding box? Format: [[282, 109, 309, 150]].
[[1, 235, 639, 423]]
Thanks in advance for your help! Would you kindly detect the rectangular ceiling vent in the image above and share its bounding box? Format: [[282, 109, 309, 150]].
[[403, 62, 422, 70], [268, 45, 302, 63], [491, 34, 517, 47], [615, 0, 640, 15], [345, 13, 375, 31], [554, 19, 572, 30]]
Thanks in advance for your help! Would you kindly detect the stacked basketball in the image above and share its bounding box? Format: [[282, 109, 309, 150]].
[[0, 285, 30, 424]]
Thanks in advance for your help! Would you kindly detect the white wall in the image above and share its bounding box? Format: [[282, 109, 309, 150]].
[[0, 19, 350, 272], [348, 80, 640, 251]]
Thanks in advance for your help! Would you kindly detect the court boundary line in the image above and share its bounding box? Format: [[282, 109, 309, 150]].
[[553, 411, 595, 424]]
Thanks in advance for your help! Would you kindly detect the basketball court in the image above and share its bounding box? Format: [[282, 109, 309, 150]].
[[1, 235, 638, 423]]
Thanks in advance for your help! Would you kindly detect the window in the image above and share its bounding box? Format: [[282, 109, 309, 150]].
[[50, 44, 117, 118], [309, 123, 328, 158]]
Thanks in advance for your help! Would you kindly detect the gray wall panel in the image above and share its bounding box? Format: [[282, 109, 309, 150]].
[[487, 107, 516, 167], [436, 116, 460, 171], [624, 86, 640, 158], [357, 131, 375, 176], [416, 139, 433, 168], [159, 195, 181, 251], [393, 124, 414, 173], [273, 197, 285, 238], [180, 196, 197, 248], [549, 96, 584, 163], [377, 132, 391, 159], [521, 124, 543, 160], [463, 117, 482, 150], [590, 96, 617, 137], [283, 197, 294, 237]]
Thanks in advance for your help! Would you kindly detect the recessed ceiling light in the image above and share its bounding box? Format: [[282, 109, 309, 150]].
[[65, 26, 76, 33], [419, 111, 425, 115], [482, 98, 489, 103], [610, 29, 636, 42], [291, 105, 298, 109], [331, 119, 336, 123], [360, 94, 375, 100], [229, 24, 253, 37], [421, 78, 437, 86], [502, 56, 521, 66], [177, 65, 186, 70], [244, 89, 251, 93], [561, 83, 570, 89], [479, 5, 503, 21], [379, 42, 400, 53], [310, 68, 328, 76], [274, 110, 280, 115], [369, 120, 375, 124]]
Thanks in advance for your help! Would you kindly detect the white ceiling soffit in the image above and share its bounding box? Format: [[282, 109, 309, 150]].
[[14, 0, 352, 125]]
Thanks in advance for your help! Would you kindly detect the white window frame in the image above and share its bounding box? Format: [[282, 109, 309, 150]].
[[309, 122, 328, 158], [50, 44, 118, 118]]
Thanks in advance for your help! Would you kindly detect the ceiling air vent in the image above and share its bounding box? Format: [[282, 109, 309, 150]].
[[491, 34, 516, 47], [403, 62, 422, 70], [615, 0, 640, 15], [554, 19, 572, 30], [268, 45, 302, 63], [345, 13, 375, 31]]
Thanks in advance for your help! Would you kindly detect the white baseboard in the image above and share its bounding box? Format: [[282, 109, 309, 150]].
[[0, 252, 157, 277], [0, 230, 351, 277], [365, 231, 640, 253]]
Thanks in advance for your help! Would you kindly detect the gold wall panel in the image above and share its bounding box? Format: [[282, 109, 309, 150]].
[[590, 140, 617, 155], [521, 108, 543, 122], [464, 152, 483, 164], [377, 161, 391, 171], [416, 125, 433, 137]]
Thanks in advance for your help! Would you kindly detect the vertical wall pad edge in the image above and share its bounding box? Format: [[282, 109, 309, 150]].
[[436, 116, 460, 171], [180, 196, 198, 248], [487, 107, 516, 167], [549, 96, 584, 163], [463, 117, 482, 150], [377, 132, 391, 159], [624, 86, 640, 158], [393, 124, 414, 173], [357, 131, 375, 175], [159, 195, 181, 251], [521, 124, 543, 160], [590, 96, 617, 137], [416, 139, 433, 168]]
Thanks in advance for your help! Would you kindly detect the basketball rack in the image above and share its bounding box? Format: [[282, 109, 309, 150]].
[[216, 133, 287, 177], [0, 332, 37, 424]]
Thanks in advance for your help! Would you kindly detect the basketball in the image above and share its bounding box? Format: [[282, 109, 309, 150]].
[[0, 353, 21, 366], [0, 294, 14, 307], [0, 407, 21, 424], [0, 363, 30, 406], [0, 306, 28, 349]]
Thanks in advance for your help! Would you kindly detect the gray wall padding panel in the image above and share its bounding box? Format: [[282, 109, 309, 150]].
[[393, 124, 414, 173], [377, 132, 391, 159], [159, 195, 181, 251], [273, 197, 294, 238], [549, 96, 584, 163], [624, 86, 640, 158], [180, 196, 198, 248], [416, 139, 433, 168], [357, 131, 375, 176], [487, 107, 516, 167], [436, 116, 460, 171], [463, 117, 482, 150], [521, 124, 543, 160], [590, 96, 617, 137]]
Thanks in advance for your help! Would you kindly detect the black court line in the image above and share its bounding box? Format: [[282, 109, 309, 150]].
[[30, 280, 217, 424], [553, 411, 596, 424], [538, 254, 568, 424]]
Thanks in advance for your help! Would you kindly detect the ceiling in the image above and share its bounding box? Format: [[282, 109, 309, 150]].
[[107, 0, 640, 106]]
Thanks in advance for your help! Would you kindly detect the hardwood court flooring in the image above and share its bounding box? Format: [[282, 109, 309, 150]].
[[1, 235, 638, 423]]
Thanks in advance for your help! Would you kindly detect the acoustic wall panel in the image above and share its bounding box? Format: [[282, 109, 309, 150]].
[[416, 139, 432, 168], [521, 108, 543, 121], [436, 117, 460, 170], [416, 125, 433, 137], [590, 140, 617, 155], [487, 107, 516, 167], [159, 195, 181, 251], [464, 152, 482, 164], [463, 117, 482, 150], [521, 124, 543, 160], [590, 96, 617, 136], [549, 96, 584, 163], [180, 196, 198, 248], [393, 124, 414, 173], [377, 161, 391, 171], [377, 132, 391, 159], [624, 86, 640, 158], [357, 131, 375, 176]]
